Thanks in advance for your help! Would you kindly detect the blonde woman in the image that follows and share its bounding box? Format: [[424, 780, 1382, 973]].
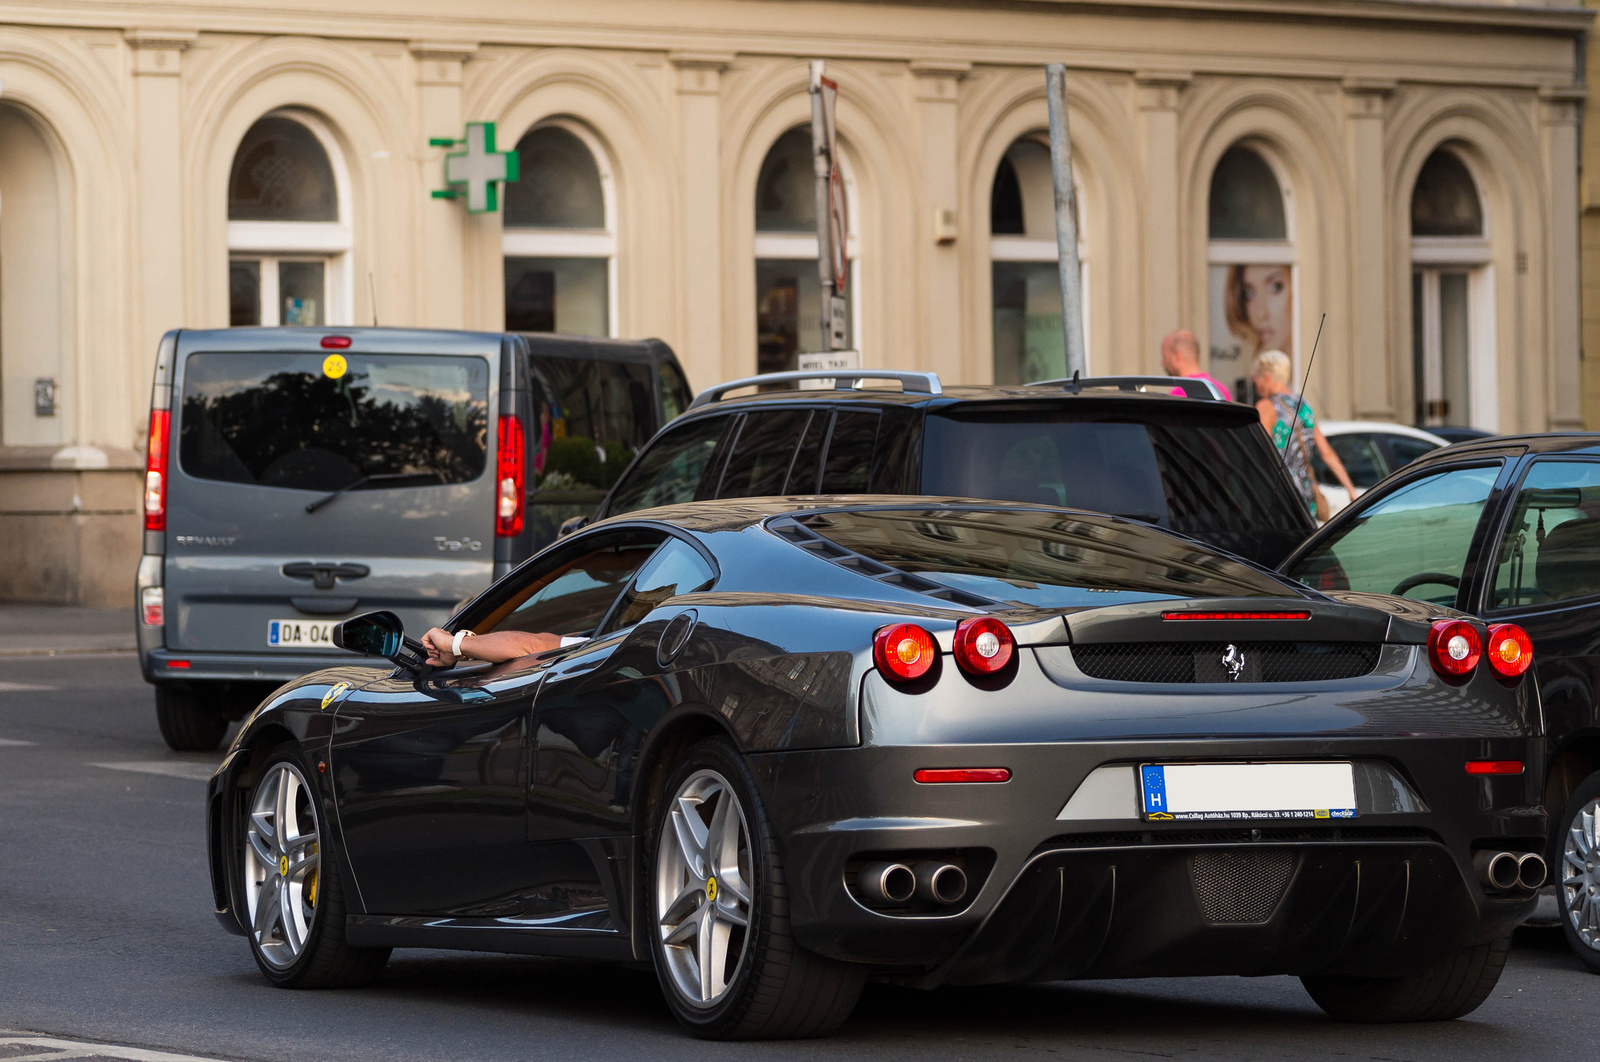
[[1225, 264, 1293, 358], [1252, 350, 1355, 518]]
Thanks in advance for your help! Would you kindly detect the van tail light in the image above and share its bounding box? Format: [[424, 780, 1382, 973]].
[[873, 623, 937, 684], [144, 408, 170, 532], [952, 617, 1015, 675], [140, 586, 164, 628], [1428, 619, 1481, 677], [1485, 623, 1534, 679], [495, 414, 525, 538]]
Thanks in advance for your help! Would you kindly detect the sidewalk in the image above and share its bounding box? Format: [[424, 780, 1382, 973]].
[[0, 602, 136, 656]]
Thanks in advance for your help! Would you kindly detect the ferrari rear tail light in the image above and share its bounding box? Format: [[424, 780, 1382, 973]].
[[144, 408, 170, 532], [1428, 619, 1481, 677], [952, 617, 1015, 675], [873, 623, 936, 684], [496, 413, 526, 538], [1485, 623, 1533, 679], [140, 586, 164, 628]]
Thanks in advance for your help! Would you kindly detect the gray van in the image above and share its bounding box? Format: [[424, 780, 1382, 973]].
[[135, 327, 689, 750]]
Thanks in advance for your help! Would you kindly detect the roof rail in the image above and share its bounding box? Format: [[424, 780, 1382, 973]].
[[687, 369, 943, 410], [1027, 373, 1224, 401]]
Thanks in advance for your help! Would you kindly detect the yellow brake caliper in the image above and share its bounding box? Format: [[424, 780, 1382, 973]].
[[306, 842, 319, 908]]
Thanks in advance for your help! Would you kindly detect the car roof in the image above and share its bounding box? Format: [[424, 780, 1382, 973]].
[[173, 326, 506, 354], [1319, 421, 1449, 445], [593, 494, 1163, 535], [1409, 431, 1600, 462]]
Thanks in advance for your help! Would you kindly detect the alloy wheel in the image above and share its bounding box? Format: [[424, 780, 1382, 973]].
[[244, 761, 321, 968], [655, 768, 754, 1007], [1564, 796, 1600, 951]]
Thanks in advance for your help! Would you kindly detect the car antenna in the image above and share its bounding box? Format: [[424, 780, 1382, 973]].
[[1288, 313, 1326, 434], [368, 272, 379, 327], [1068, 369, 1081, 395]]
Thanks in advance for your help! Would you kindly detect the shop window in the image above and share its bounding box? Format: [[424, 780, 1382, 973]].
[[1207, 144, 1294, 398], [989, 138, 1087, 384], [1410, 147, 1491, 430], [504, 125, 614, 336], [227, 113, 351, 327], [754, 128, 858, 373]]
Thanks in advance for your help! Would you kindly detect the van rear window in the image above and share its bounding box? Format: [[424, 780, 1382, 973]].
[[179, 352, 488, 492]]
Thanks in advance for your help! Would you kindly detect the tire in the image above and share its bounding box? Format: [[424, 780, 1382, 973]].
[[240, 745, 389, 988], [1555, 771, 1600, 974], [155, 686, 228, 752], [646, 736, 863, 1039], [1301, 935, 1511, 1022]]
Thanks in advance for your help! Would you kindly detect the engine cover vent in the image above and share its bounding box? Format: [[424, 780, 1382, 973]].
[[1188, 850, 1296, 924], [1072, 642, 1380, 683]]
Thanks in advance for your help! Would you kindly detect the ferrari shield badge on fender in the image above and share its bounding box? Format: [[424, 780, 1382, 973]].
[[321, 681, 352, 711]]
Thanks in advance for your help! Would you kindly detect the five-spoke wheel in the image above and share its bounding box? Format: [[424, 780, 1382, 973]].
[[245, 759, 321, 968], [656, 768, 754, 1006], [1558, 774, 1600, 973]]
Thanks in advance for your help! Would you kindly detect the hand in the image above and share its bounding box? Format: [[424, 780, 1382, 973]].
[[420, 627, 457, 667]]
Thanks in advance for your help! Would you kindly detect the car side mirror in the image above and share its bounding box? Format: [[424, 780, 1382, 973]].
[[558, 515, 590, 538], [333, 610, 429, 672]]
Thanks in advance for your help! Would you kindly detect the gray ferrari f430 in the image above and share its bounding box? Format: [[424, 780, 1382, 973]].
[[206, 499, 1545, 1038]]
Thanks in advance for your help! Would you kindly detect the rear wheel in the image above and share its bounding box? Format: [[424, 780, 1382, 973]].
[[1301, 935, 1511, 1021], [155, 686, 228, 751], [1556, 772, 1600, 974], [647, 737, 863, 1039], [241, 746, 389, 988]]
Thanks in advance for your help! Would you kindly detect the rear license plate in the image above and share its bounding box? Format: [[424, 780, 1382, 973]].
[[267, 619, 337, 648], [1139, 762, 1357, 821]]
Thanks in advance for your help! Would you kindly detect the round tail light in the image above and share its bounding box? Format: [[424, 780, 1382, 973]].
[[953, 617, 1015, 676], [1428, 619, 1482, 677], [1485, 623, 1533, 679], [873, 623, 937, 683]]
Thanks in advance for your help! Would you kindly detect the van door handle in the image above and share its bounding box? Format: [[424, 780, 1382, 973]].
[[282, 562, 371, 590]]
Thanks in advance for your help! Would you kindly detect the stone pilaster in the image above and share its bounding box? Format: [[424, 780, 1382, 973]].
[[1541, 84, 1586, 429], [670, 51, 734, 384], [411, 41, 477, 329], [1135, 70, 1189, 372], [910, 60, 970, 381], [1342, 77, 1396, 420]]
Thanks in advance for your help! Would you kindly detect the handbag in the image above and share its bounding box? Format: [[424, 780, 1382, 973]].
[[1292, 415, 1332, 522]]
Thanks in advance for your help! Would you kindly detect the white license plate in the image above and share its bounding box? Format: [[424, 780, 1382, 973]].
[[1140, 762, 1357, 821], [267, 619, 337, 648]]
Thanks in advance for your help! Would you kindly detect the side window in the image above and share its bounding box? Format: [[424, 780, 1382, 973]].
[[605, 415, 728, 516], [717, 409, 810, 498], [1387, 435, 1440, 470], [1284, 464, 1501, 606], [481, 536, 664, 638], [1491, 461, 1600, 609], [785, 411, 825, 495], [820, 410, 881, 493], [1320, 434, 1387, 489], [660, 360, 692, 422], [601, 538, 716, 634]]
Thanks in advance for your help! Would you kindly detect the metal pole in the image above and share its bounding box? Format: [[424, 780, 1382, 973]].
[[809, 60, 837, 351], [1045, 63, 1087, 378]]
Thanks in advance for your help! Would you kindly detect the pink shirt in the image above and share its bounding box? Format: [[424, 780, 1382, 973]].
[[1171, 372, 1234, 402]]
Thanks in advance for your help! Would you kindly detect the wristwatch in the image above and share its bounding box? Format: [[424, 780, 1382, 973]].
[[451, 629, 471, 657]]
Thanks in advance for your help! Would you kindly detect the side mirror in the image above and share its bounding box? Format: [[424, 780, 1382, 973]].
[[558, 515, 591, 538], [333, 610, 429, 672]]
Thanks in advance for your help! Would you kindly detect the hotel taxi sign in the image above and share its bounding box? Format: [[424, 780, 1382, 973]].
[[430, 122, 520, 214]]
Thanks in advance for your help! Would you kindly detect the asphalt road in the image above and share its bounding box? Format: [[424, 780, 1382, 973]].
[[2, 647, 1597, 1062]]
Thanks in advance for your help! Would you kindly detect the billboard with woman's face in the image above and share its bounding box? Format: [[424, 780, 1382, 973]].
[[1209, 262, 1293, 395]]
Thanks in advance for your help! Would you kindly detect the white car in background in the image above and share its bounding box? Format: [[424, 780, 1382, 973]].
[[1311, 421, 1450, 516]]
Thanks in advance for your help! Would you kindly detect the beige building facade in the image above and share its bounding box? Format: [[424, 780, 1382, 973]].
[[0, 0, 1589, 605]]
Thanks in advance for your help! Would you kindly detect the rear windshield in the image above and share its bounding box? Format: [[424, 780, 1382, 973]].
[[921, 410, 1307, 536], [532, 355, 658, 492], [791, 508, 1295, 607], [179, 352, 488, 492]]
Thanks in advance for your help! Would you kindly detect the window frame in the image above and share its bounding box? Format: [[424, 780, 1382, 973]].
[[1478, 455, 1600, 618]]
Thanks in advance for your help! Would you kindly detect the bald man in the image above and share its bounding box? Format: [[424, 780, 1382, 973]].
[[1160, 330, 1234, 402]]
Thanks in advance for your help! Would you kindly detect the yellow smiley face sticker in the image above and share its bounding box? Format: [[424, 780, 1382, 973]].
[[321, 681, 352, 711], [322, 353, 348, 380]]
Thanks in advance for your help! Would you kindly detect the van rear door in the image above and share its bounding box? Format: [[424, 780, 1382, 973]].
[[163, 335, 498, 655]]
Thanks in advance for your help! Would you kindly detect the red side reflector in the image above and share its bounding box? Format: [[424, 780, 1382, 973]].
[[320, 335, 352, 349], [1465, 760, 1523, 775], [914, 768, 1011, 784], [1163, 611, 1311, 621], [165, 659, 190, 669]]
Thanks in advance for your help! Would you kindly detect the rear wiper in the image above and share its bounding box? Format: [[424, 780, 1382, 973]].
[[306, 471, 442, 514]]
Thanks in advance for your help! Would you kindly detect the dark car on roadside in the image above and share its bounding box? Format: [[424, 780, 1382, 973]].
[[208, 497, 1541, 1038], [569, 370, 1316, 570], [1281, 433, 1600, 972], [136, 327, 689, 751]]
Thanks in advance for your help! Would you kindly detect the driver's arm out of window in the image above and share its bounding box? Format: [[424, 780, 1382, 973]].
[[420, 627, 561, 667]]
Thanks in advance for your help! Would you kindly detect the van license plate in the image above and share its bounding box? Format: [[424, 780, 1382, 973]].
[[1139, 762, 1357, 821], [267, 619, 337, 648]]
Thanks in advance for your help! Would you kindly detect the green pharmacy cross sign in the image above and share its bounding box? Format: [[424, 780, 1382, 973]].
[[430, 122, 520, 214]]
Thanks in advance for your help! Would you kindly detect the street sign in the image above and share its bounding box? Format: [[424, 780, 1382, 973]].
[[828, 294, 848, 349], [430, 122, 520, 214], [797, 349, 861, 390]]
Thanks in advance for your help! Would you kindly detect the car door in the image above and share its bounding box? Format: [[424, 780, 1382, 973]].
[[1473, 456, 1600, 786], [330, 528, 663, 917]]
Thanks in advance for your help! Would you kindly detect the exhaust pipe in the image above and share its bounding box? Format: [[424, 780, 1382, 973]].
[[913, 861, 968, 906], [1517, 852, 1548, 890], [1474, 850, 1524, 892], [857, 862, 916, 906]]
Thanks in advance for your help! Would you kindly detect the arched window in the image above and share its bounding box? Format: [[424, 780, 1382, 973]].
[[227, 113, 351, 327], [0, 104, 66, 445], [1410, 147, 1490, 429], [989, 137, 1087, 384], [503, 124, 614, 336], [1207, 144, 1294, 397], [754, 128, 858, 373]]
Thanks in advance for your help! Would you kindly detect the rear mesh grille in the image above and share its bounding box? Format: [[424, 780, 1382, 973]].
[[1071, 642, 1380, 683], [1189, 850, 1296, 923]]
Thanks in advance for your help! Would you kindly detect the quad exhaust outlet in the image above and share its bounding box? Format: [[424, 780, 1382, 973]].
[[1474, 850, 1547, 892]]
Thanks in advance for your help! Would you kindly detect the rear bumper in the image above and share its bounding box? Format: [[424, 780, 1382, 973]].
[[142, 646, 346, 685], [749, 737, 1543, 985]]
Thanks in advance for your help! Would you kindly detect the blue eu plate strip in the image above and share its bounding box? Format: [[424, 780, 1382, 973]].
[[1141, 764, 1169, 817], [268, 621, 281, 646]]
